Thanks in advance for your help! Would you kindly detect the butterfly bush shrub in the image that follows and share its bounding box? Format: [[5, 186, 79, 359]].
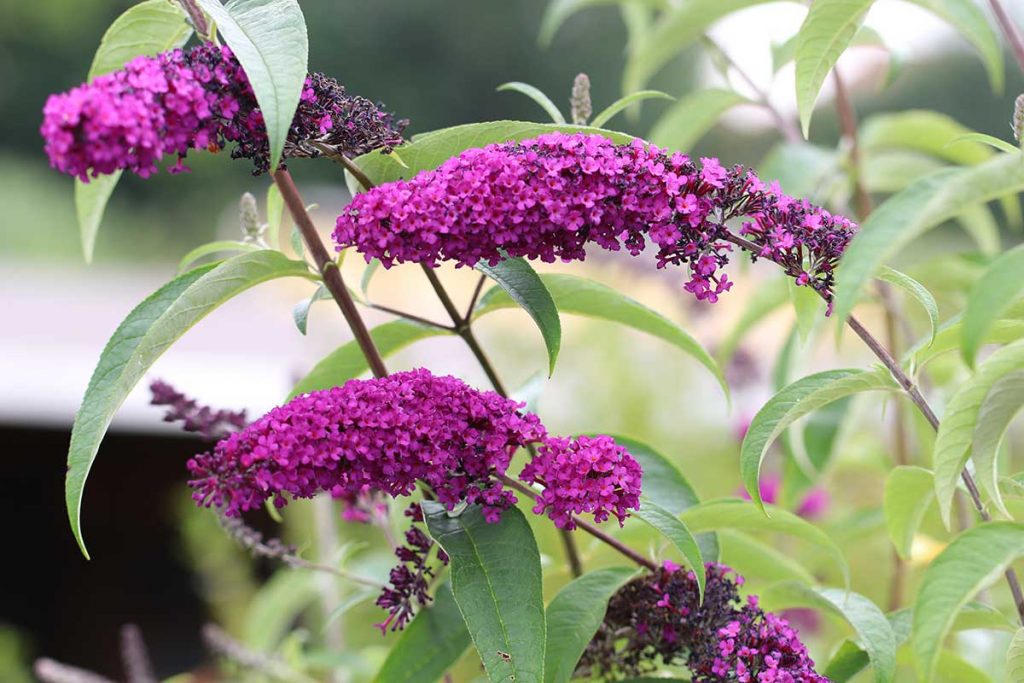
[[35, 0, 1024, 681]]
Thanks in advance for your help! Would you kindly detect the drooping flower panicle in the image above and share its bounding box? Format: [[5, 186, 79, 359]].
[[582, 563, 828, 682], [41, 43, 406, 180], [187, 369, 642, 529], [333, 132, 856, 304]]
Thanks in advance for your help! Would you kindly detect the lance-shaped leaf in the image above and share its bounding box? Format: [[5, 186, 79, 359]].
[[794, 0, 875, 137], [962, 244, 1024, 366], [717, 530, 816, 585], [589, 90, 673, 129], [883, 466, 935, 560], [876, 267, 938, 346], [833, 153, 1024, 323], [971, 370, 1024, 522], [290, 320, 451, 397], [77, 0, 193, 262], [761, 581, 896, 683], [905, 317, 1024, 372], [477, 273, 726, 396], [374, 583, 470, 683], [680, 499, 849, 588], [497, 82, 566, 124], [741, 368, 898, 511], [606, 434, 718, 561], [424, 503, 546, 683], [66, 251, 316, 556], [1009, 629, 1024, 683], [475, 257, 561, 376], [196, 0, 308, 171], [913, 522, 1024, 680], [934, 339, 1024, 527], [543, 567, 639, 683], [633, 498, 705, 600], [537, 0, 669, 47]]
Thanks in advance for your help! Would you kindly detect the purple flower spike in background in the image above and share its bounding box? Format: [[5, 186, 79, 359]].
[[187, 368, 641, 528], [41, 43, 406, 180], [333, 132, 856, 305]]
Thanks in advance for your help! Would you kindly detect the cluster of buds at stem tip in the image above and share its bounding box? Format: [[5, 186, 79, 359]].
[[571, 73, 592, 125], [238, 192, 268, 245], [1013, 94, 1024, 144]]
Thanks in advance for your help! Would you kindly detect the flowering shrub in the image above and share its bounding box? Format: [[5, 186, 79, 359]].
[[34, 1, 1024, 682]]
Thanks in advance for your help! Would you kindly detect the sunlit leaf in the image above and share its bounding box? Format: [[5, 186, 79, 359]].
[[912, 522, 1024, 680], [590, 90, 673, 128], [794, 0, 875, 137], [963, 244, 1024, 366], [647, 88, 749, 152], [903, 0, 1004, 92], [178, 240, 261, 273], [634, 497, 705, 600], [934, 339, 1024, 527], [876, 266, 939, 346], [971, 370, 1024, 523]]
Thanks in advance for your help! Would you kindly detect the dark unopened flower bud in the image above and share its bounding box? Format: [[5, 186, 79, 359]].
[[1013, 94, 1024, 143], [570, 73, 592, 125], [238, 192, 264, 243]]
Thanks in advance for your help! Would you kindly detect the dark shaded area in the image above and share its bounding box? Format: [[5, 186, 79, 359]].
[[0, 424, 208, 678]]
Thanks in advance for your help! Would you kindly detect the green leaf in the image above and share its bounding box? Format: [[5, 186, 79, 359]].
[[788, 277, 825, 342], [862, 150, 945, 194], [424, 503, 546, 683], [647, 88, 749, 152], [740, 368, 898, 511], [351, 121, 634, 190], [374, 582, 470, 683], [543, 567, 639, 683], [963, 244, 1024, 366], [883, 466, 935, 559], [1009, 629, 1024, 682], [717, 530, 816, 585], [290, 320, 450, 397], [77, 0, 193, 263], [861, 110, 999, 166], [292, 283, 331, 335], [359, 258, 382, 300], [876, 267, 939, 346], [773, 24, 885, 73], [903, 0, 1004, 92], [758, 142, 841, 201], [680, 498, 849, 588], [634, 497, 705, 600], [88, 0, 192, 79], [537, 0, 668, 47], [621, 0, 778, 96], [794, 0, 875, 137], [475, 257, 561, 376], [589, 90, 673, 128], [833, 153, 1024, 323], [67, 252, 315, 556], [934, 339, 1024, 527], [760, 582, 896, 683], [496, 82, 566, 124], [476, 273, 726, 396], [607, 435, 718, 561], [950, 132, 1021, 155], [266, 182, 284, 248], [905, 317, 1024, 372], [178, 240, 261, 272], [244, 569, 319, 650], [912, 522, 1024, 680], [196, 0, 308, 171], [971, 370, 1024, 522]]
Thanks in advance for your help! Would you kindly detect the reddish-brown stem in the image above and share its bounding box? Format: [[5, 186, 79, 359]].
[[988, 0, 1024, 74], [272, 169, 389, 379], [723, 230, 1024, 623]]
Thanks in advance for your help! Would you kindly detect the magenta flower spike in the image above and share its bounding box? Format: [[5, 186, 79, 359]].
[[187, 368, 641, 529], [41, 43, 406, 180], [334, 132, 856, 305]]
